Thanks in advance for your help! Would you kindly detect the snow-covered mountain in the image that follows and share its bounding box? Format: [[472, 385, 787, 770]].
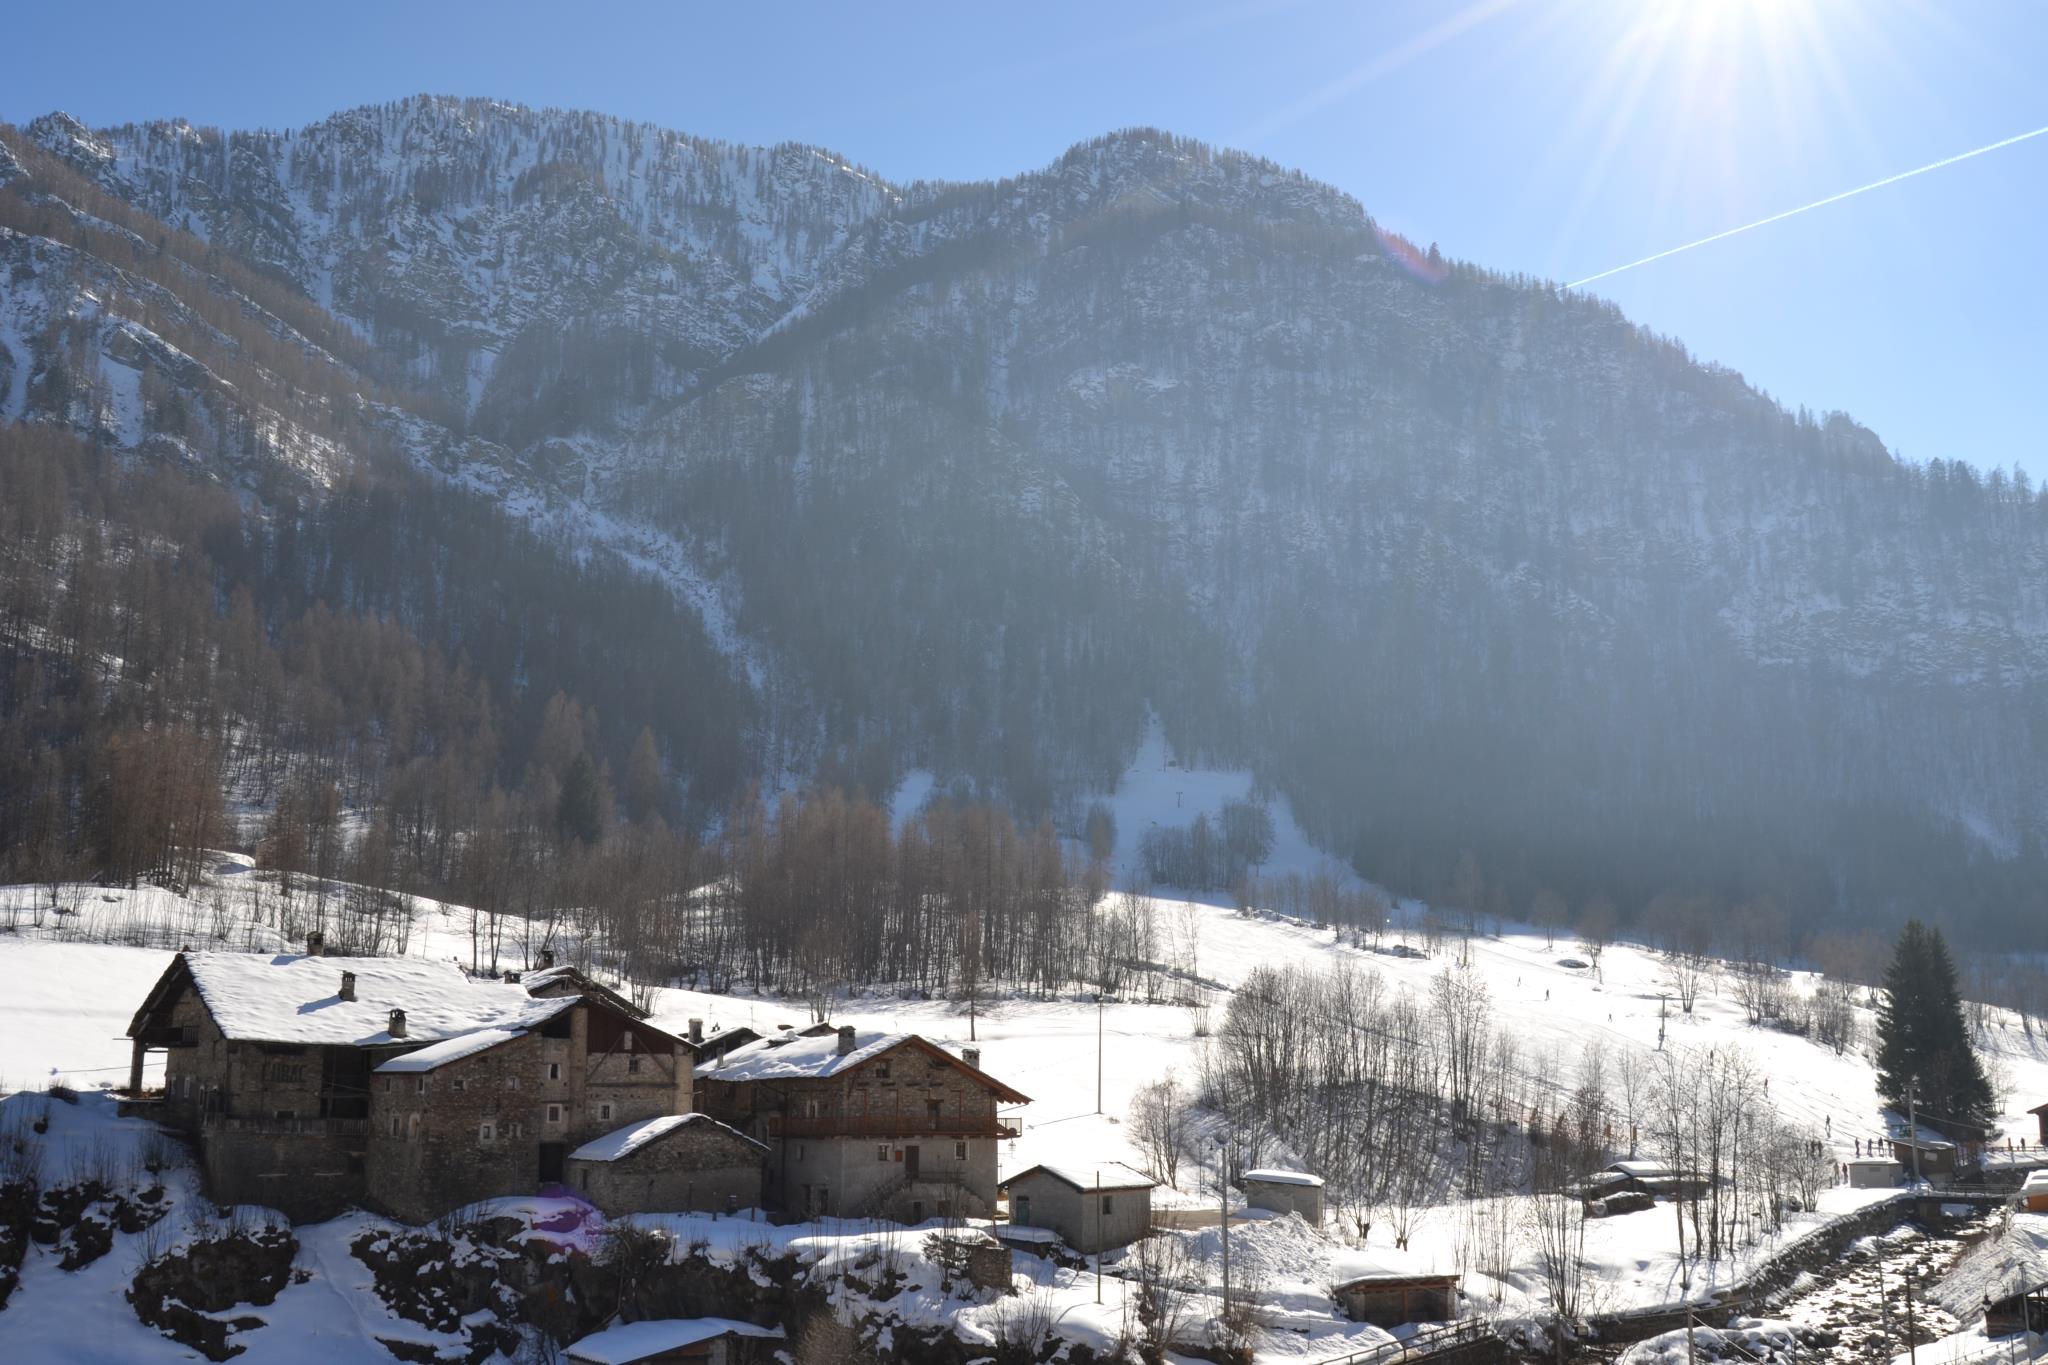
[[5, 96, 2046, 935]]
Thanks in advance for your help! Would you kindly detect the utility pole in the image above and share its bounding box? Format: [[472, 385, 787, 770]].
[[1094, 1166, 1102, 1305], [1908, 1078, 1923, 1188], [1096, 992, 1104, 1115], [1215, 1133, 1232, 1331], [1684, 1304, 1697, 1365]]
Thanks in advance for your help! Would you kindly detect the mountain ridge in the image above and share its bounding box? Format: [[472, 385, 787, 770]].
[[4, 95, 2045, 941]]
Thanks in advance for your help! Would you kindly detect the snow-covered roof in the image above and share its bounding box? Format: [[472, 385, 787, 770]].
[[566, 1317, 783, 1364], [706, 1028, 912, 1081], [2024, 1171, 2048, 1194], [703, 1029, 1029, 1101], [1933, 1218, 2048, 1315], [1608, 1160, 1674, 1178], [1244, 1168, 1324, 1188], [374, 998, 577, 1073], [168, 952, 544, 1047], [1003, 1162, 1156, 1193], [1331, 1245, 1456, 1284], [568, 1114, 766, 1163]]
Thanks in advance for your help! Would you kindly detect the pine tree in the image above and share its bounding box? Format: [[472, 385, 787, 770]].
[[1875, 920, 1994, 1126]]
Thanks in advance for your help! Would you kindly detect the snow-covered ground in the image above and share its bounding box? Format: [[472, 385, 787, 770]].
[[8, 863, 2048, 1359]]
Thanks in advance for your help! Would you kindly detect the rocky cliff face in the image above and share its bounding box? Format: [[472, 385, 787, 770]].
[[6, 98, 2045, 928]]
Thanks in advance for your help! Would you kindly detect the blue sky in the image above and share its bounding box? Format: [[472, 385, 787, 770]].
[[7, 0, 2044, 477]]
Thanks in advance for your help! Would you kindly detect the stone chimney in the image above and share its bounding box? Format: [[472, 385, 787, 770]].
[[962, 1046, 981, 1070], [688, 1018, 704, 1045], [339, 971, 356, 1002], [837, 1025, 856, 1056], [388, 1008, 407, 1039], [306, 930, 324, 957], [537, 949, 555, 970]]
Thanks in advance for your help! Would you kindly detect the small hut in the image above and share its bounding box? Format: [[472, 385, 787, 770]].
[[1331, 1247, 1460, 1327], [565, 1319, 783, 1365], [1846, 1158, 1902, 1190], [2023, 1171, 2048, 1215], [1000, 1163, 1156, 1254], [1243, 1168, 1324, 1225], [1932, 1219, 2048, 1339]]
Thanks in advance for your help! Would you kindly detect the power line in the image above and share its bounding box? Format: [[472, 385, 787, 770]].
[[1567, 122, 2048, 290]]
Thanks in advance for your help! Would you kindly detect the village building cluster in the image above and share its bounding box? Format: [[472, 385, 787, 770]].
[[125, 941, 1028, 1225]]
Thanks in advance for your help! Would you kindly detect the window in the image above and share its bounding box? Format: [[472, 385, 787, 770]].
[[506, 1076, 519, 1090], [912, 1200, 925, 1222], [878, 1144, 891, 1163], [388, 1116, 400, 1137], [547, 1063, 561, 1081], [452, 1077, 465, 1091], [803, 1098, 821, 1118], [379, 1077, 390, 1093], [621, 1031, 634, 1050], [415, 1076, 426, 1094], [546, 1104, 563, 1125], [1102, 1195, 1114, 1216], [627, 1056, 641, 1073], [479, 1121, 495, 1141], [954, 1142, 967, 1160], [599, 1103, 613, 1122], [407, 1114, 420, 1139], [273, 1109, 295, 1121], [876, 1062, 891, 1080]]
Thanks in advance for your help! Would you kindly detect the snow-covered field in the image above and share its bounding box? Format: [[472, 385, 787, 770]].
[[7, 860, 2048, 1360]]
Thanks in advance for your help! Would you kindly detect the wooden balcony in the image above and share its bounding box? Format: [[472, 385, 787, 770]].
[[204, 1115, 370, 1138], [771, 1113, 1019, 1140]]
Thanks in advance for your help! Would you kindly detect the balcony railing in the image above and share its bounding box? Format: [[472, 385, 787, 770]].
[[771, 1113, 1019, 1139], [203, 1115, 370, 1138]]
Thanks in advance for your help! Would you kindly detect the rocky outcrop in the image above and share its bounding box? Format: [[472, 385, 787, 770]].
[[127, 1227, 298, 1361]]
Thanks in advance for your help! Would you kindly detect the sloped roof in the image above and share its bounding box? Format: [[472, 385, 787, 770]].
[[132, 951, 543, 1047], [703, 1029, 1030, 1102], [568, 1113, 767, 1163], [566, 1318, 782, 1364], [1002, 1162, 1156, 1193], [374, 997, 578, 1073], [1245, 1168, 1324, 1188], [1934, 1218, 2048, 1315], [1332, 1245, 1458, 1286]]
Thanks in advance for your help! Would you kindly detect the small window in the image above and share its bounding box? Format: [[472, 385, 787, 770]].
[[506, 1076, 519, 1090], [627, 1056, 641, 1074], [955, 1142, 967, 1160], [479, 1121, 495, 1141], [621, 1030, 634, 1050], [547, 1063, 561, 1081], [803, 1098, 821, 1118], [452, 1077, 465, 1091], [546, 1104, 563, 1124], [274, 1109, 295, 1121], [388, 1116, 400, 1137], [1102, 1195, 1114, 1216], [599, 1103, 613, 1121], [876, 1062, 891, 1080], [878, 1144, 891, 1163], [415, 1076, 426, 1094], [379, 1076, 390, 1092], [407, 1114, 420, 1139]]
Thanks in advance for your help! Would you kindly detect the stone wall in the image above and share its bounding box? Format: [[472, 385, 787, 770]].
[[568, 1120, 765, 1216], [778, 1135, 998, 1220]]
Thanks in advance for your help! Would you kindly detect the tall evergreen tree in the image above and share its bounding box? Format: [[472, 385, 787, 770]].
[[1875, 920, 1994, 1127]]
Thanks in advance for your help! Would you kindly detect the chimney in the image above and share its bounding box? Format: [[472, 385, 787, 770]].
[[688, 1018, 704, 1045], [339, 971, 356, 1002], [306, 930, 324, 957], [388, 1008, 407, 1039], [962, 1046, 981, 1070], [537, 949, 555, 970], [837, 1025, 856, 1056], [502, 970, 521, 984]]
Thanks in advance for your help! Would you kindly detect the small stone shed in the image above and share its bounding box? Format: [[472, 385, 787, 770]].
[[1000, 1162, 1156, 1254], [566, 1114, 768, 1216], [1846, 1157, 1903, 1190], [566, 1318, 783, 1365], [1331, 1247, 1460, 1327], [1243, 1167, 1324, 1224], [2024, 1171, 2048, 1214]]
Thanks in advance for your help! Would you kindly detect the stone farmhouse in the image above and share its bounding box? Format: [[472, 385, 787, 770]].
[[127, 949, 1033, 1228], [696, 1026, 1029, 1222], [127, 947, 695, 1222]]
